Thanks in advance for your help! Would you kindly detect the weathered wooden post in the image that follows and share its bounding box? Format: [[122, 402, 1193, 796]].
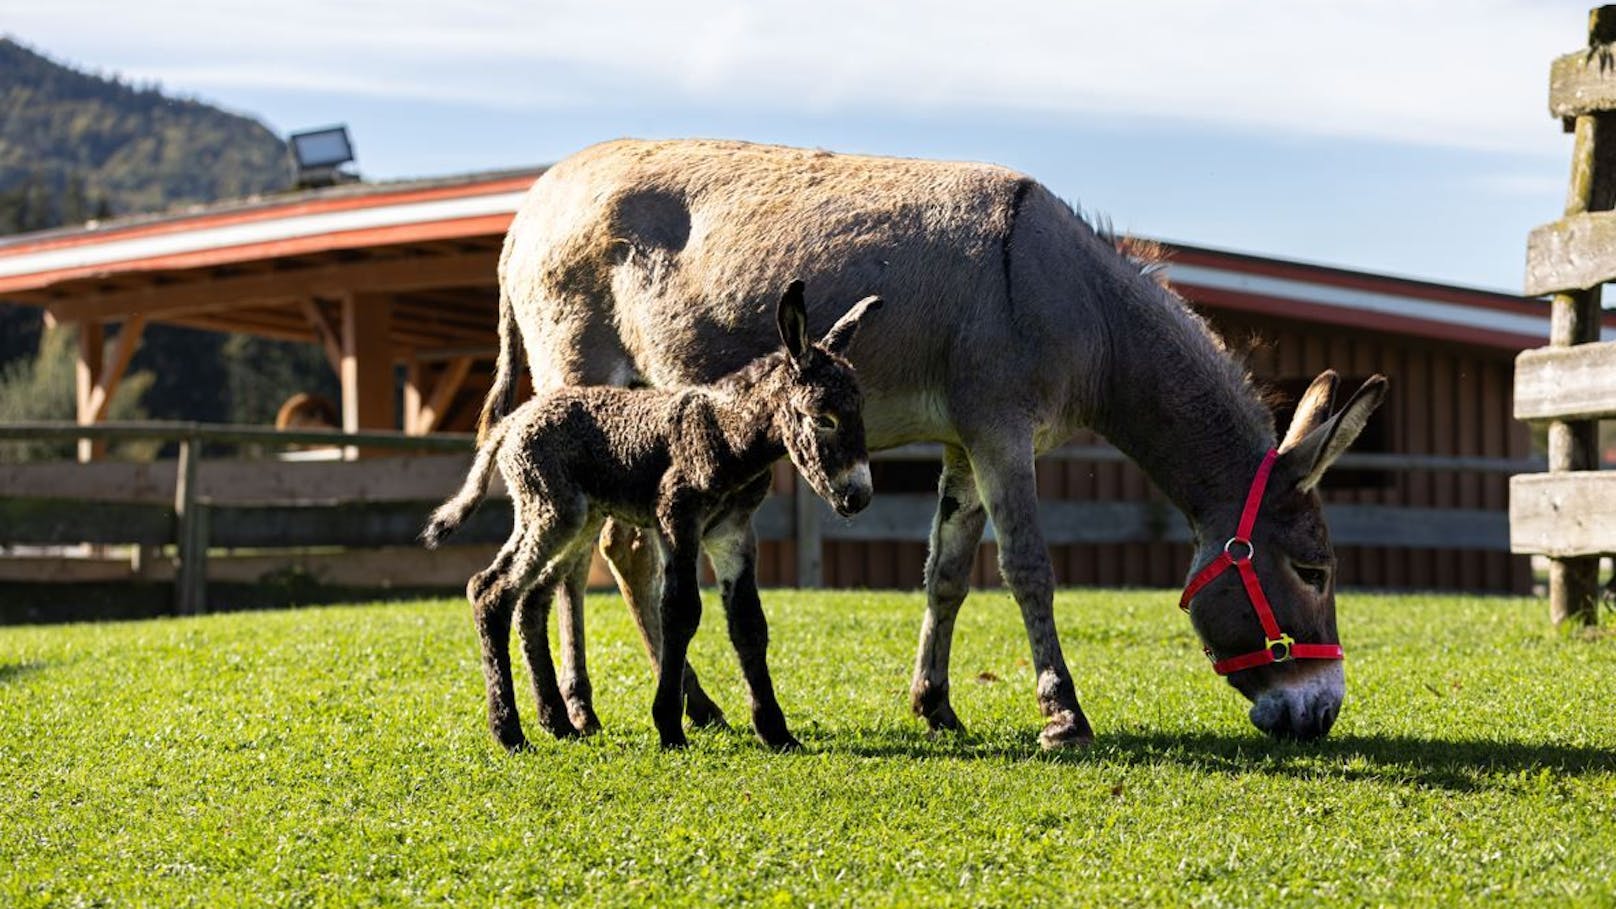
[[1512, 5, 1616, 625], [172, 430, 208, 614], [794, 473, 823, 588]]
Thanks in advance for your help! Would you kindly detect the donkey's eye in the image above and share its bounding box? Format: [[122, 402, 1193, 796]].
[[1293, 563, 1330, 593], [813, 414, 839, 431]]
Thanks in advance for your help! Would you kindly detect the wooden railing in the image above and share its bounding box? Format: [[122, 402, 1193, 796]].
[[0, 421, 1538, 608], [1514, 5, 1616, 625]]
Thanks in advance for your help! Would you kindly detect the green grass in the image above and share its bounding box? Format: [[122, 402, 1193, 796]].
[[3, 589, 1614, 907]]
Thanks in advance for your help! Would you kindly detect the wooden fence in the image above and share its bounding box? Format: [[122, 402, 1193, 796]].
[[1513, 5, 1616, 625], [0, 421, 1538, 614]]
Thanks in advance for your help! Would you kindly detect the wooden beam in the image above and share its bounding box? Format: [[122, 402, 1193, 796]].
[[403, 357, 425, 435], [82, 315, 146, 423], [414, 356, 473, 435], [300, 298, 343, 375], [1514, 340, 1616, 420], [44, 251, 497, 324], [340, 292, 395, 457], [1511, 472, 1616, 558]]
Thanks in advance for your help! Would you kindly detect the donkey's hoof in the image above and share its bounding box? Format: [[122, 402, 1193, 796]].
[[922, 704, 965, 734], [911, 681, 963, 733], [1038, 710, 1095, 751], [494, 728, 530, 753], [764, 733, 804, 753], [659, 732, 690, 751], [567, 705, 602, 737]]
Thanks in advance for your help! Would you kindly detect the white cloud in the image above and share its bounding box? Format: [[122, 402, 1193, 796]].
[[2, 0, 1590, 156]]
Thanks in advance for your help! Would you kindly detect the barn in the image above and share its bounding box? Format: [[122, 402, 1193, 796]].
[[0, 164, 1599, 595]]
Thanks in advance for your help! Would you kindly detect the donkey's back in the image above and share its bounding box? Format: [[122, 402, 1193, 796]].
[[499, 138, 1101, 449]]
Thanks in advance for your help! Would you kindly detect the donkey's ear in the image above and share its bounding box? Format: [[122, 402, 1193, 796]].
[[777, 280, 809, 359], [820, 295, 883, 355], [1278, 370, 1339, 454], [1276, 375, 1388, 493]]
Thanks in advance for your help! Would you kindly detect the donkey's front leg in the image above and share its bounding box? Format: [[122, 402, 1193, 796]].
[[970, 436, 1094, 750], [651, 522, 704, 749], [706, 498, 800, 751], [911, 445, 988, 733], [600, 519, 729, 729]]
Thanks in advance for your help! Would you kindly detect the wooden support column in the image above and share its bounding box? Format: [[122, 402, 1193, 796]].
[[794, 473, 823, 588], [407, 355, 472, 435], [340, 292, 395, 459], [300, 298, 344, 377], [75, 320, 104, 463]]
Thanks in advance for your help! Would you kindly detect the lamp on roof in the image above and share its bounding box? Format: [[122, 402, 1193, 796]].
[[289, 125, 359, 189]]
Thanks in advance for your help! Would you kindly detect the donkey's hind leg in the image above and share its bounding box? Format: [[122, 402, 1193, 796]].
[[555, 550, 602, 735], [600, 518, 729, 729], [910, 445, 988, 733], [705, 485, 799, 751]]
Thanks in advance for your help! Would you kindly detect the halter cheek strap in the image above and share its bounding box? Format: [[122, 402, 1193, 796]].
[[1178, 449, 1344, 676]]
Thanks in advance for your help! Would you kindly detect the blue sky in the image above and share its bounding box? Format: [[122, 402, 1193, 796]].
[[2, 0, 1592, 292]]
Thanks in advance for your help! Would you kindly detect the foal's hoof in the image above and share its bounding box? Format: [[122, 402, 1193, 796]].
[[494, 729, 530, 754], [1038, 710, 1095, 751], [659, 732, 690, 751], [685, 698, 730, 731], [764, 734, 804, 753]]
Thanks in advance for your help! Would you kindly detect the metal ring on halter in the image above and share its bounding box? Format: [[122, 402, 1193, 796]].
[[1266, 635, 1294, 662], [1222, 537, 1254, 562]]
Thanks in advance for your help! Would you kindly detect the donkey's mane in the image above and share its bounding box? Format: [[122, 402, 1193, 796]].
[[1078, 205, 1276, 449]]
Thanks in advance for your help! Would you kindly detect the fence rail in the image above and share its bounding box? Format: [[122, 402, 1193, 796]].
[[0, 420, 1537, 606]]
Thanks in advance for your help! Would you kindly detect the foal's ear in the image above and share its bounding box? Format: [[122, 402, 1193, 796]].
[[777, 280, 809, 360], [1278, 370, 1339, 454], [1276, 375, 1388, 493], [820, 295, 883, 355]]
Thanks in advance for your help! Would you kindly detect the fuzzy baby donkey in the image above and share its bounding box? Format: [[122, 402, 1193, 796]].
[[424, 281, 881, 751]]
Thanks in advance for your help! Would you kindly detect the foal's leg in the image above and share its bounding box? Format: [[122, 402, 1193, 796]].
[[467, 533, 531, 752], [600, 518, 729, 729], [650, 516, 705, 749], [506, 507, 589, 742], [705, 495, 799, 751], [969, 434, 1093, 749], [910, 445, 989, 733], [554, 550, 601, 734]]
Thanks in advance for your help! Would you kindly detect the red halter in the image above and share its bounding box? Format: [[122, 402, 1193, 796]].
[[1178, 449, 1345, 675]]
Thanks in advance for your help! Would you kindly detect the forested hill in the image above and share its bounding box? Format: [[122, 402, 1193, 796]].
[[0, 36, 290, 234], [0, 38, 333, 437]]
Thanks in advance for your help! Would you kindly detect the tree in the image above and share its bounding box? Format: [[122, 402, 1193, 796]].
[[0, 322, 155, 462]]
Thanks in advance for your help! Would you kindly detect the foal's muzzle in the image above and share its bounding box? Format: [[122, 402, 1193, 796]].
[[832, 461, 873, 516]]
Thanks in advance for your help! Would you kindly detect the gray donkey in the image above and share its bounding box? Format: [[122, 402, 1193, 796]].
[[426, 281, 881, 751], [482, 138, 1386, 748]]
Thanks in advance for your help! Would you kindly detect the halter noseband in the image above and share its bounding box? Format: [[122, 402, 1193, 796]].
[[1178, 449, 1344, 676]]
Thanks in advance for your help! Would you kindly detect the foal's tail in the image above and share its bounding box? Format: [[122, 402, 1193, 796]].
[[476, 284, 522, 445], [422, 420, 509, 549]]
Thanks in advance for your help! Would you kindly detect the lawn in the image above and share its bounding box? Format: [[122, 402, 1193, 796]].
[[2, 588, 1614, 907]]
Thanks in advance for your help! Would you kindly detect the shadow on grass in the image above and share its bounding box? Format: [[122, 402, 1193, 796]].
[[0, 660, 47, 684], [825, 727, 1616, 792]]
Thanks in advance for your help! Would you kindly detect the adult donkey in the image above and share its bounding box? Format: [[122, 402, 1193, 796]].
[[481, 138, 1386, 748]]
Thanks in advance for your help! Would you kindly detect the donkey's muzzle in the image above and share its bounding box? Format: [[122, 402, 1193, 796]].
[[1245, 661, 1344, 742]]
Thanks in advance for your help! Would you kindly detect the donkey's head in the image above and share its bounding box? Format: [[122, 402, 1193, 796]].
[[1182, 371, 1387, 741], [771, 280, 882, 517]]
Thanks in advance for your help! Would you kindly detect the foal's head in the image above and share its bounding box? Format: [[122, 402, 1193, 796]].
[[1182, 371, 1387, 741], [769, 280, 881, 517]]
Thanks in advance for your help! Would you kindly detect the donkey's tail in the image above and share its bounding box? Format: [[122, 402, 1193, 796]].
[[422, 421, 507, 549], [476, 283, 521, 445]]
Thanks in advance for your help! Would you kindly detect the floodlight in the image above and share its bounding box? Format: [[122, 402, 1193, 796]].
[[288, 125, 358, 188]]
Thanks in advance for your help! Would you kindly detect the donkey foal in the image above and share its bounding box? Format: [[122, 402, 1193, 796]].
[[424, 281, 881, 751]]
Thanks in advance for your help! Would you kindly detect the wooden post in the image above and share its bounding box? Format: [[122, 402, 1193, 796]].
[[339, 292, 395, 458], [173, 433, 206, 615], [1519, 7, 1616, 627], [794, 473, 823, 588], [75, 320, 104, 463]]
